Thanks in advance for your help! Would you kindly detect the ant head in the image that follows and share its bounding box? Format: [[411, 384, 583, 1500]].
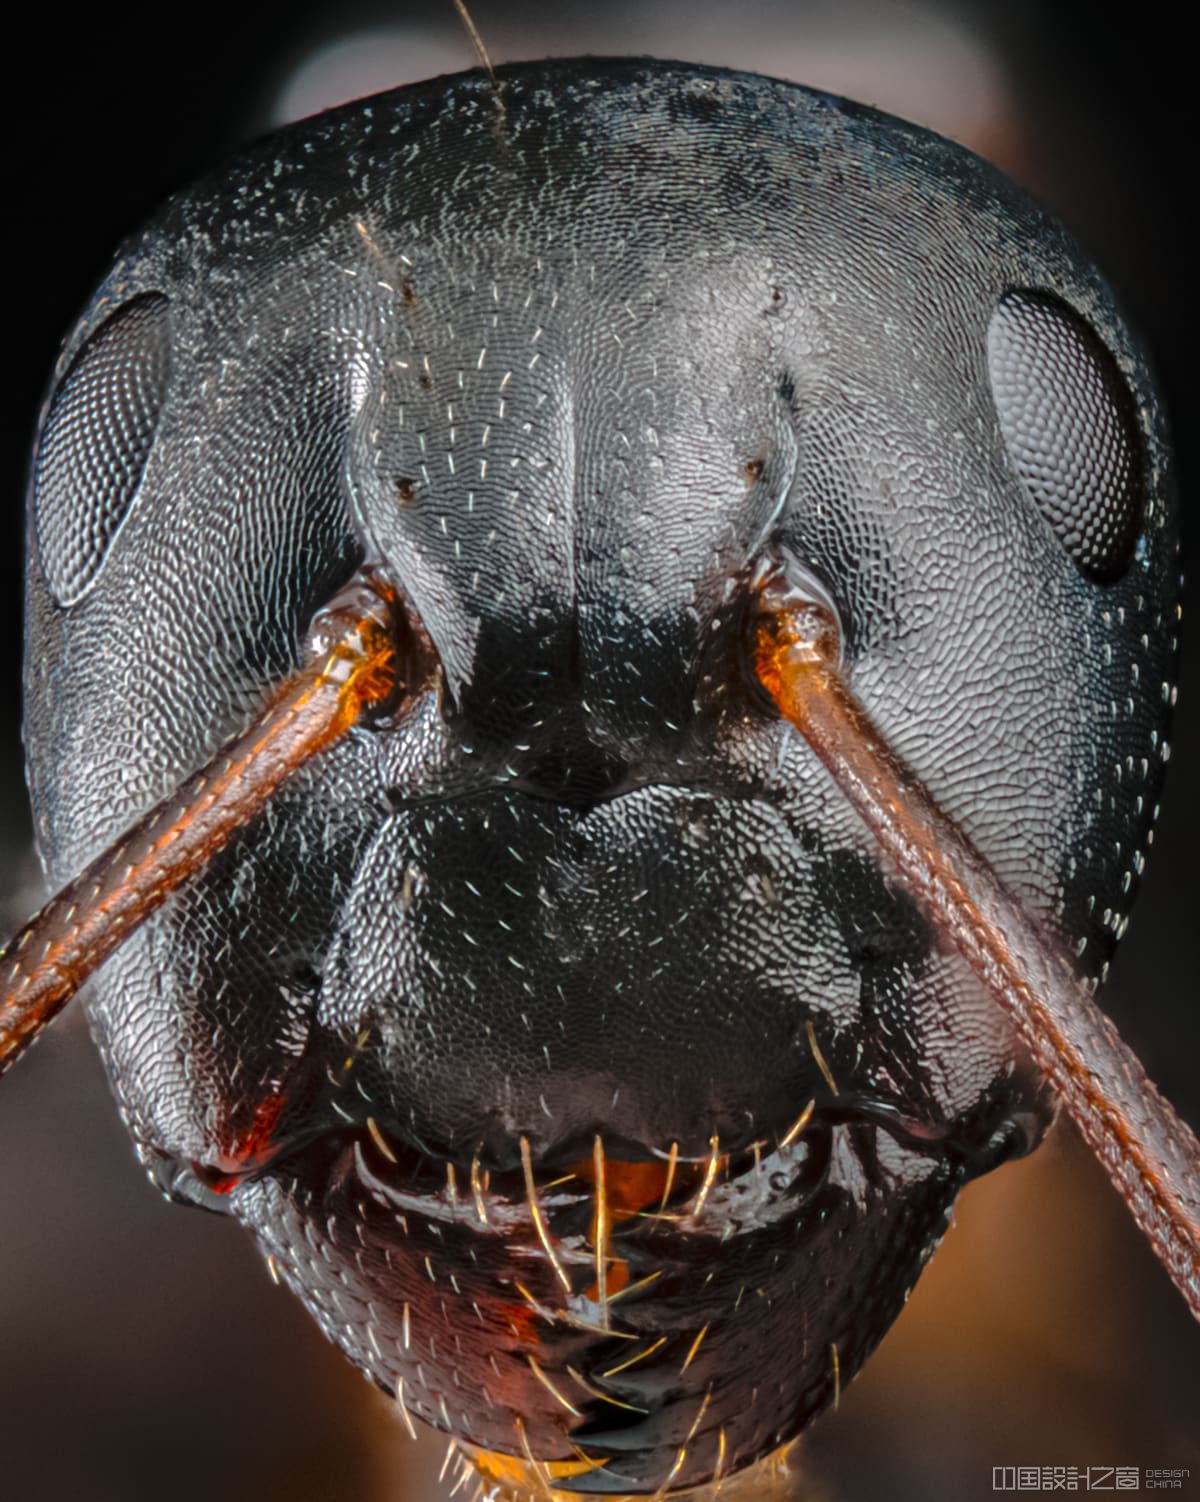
[[21, 61, 1176, 1490]]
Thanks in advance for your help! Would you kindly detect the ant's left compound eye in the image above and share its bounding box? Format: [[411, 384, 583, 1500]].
[[987, 289, 1144, 582], [33, 292, 172, 607]]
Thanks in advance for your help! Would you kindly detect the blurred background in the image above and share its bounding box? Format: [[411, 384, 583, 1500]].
[[2, 2, 1196, 1497]]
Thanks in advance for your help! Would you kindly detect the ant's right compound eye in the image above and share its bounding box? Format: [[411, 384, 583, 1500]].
[[987, 289, 1145, 583], [33, 292, 172, 607]]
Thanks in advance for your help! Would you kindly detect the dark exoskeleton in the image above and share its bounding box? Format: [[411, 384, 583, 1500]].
[[16, 60, 1184, 1495]]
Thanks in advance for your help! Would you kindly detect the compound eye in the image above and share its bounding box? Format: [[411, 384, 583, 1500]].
[[33, 292, 172, 606], [987, 289, 1144, 582]]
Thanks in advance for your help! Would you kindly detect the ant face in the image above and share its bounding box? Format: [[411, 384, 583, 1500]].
[[9, 48, 1194, 1502]]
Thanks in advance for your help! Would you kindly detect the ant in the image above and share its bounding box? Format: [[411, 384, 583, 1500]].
[[2, 5, 1200, 1495]]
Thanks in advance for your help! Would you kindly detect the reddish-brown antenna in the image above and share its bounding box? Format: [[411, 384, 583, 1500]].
[[0, 575, 399, 1077], [754, 566, 1200, 1320]]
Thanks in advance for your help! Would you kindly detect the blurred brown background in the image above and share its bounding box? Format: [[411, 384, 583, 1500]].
[[2, 2, 1196, 1498]]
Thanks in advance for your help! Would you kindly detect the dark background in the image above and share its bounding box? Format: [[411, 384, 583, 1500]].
[[1, 3, 1196, 1498]]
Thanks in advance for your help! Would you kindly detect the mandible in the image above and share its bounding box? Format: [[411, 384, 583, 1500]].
[[5, 55, 1196, 1499]]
